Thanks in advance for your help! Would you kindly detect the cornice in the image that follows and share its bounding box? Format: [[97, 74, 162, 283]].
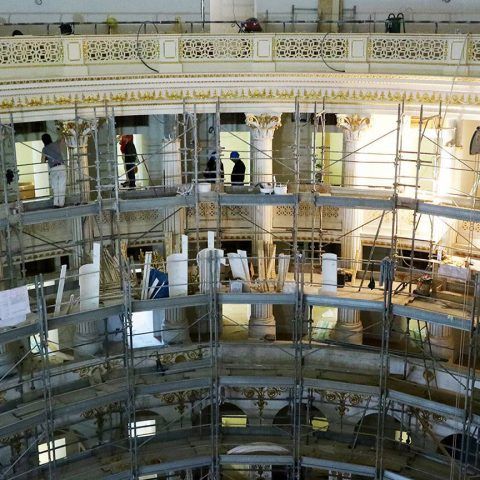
[[2, 72, 480, 118]]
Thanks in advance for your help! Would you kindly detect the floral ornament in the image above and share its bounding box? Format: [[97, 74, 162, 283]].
[[234, 386, 287, 417]]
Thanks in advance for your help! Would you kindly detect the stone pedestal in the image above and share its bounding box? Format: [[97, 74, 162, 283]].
[[245, 113, 282, 340]]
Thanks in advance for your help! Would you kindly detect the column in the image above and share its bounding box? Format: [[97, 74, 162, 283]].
[[333, 115, 370, 345], [245, 113, 282, 340], [59, 120, 96, 269], [74, 257, 101, 357], [161, 138, 190, 344], [427, 323, 455, 362], [434, 119, 457, 251], [0, 341, 13, 377], [428, 119, 458, 360]]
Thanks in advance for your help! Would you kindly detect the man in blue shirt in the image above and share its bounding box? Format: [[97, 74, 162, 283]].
[[230, 151, 246, 186]]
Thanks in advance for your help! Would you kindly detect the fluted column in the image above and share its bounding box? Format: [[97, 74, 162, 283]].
[[333, 115, 370, 345], [58, 120, 96, 269], [245, 113, 282, 340], [161, 138, 190, 344]]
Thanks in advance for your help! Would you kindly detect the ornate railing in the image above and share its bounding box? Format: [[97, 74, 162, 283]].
[[0, 33, 478, 70]]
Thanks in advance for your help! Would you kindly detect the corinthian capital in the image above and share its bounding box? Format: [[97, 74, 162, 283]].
[[245, 113, 282, 140], [56, 119, 97, 149], [336, 114, 370, 142]]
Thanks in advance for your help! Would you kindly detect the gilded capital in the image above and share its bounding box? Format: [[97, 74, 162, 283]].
[[56, 119, 97, 148], [245, 113, 282, 140], [336, 114, 370, 141]]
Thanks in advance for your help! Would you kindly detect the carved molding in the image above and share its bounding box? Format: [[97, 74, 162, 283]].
[[56, 119, 97, 149], [336, 114, 370, 142], [156, 388, 209, 415], [245, 114, 282, 140], [322, 390, 369, 418], [234, 386, 287, 416]]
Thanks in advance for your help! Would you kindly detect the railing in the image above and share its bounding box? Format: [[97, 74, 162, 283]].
[[0, 33, 477, 73]]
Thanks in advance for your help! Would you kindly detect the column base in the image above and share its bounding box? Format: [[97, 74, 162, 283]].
[[428, 335, 455, 362], [332, 320, 363, 345], [249, 315, 276, 340], [0, 351, 14, 377], [162, 321, 191, 345], [74, 332, 102, 357]]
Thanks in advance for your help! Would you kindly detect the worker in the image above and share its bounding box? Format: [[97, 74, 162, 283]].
[[41, 133, 66, 208], [204, 151, 224, 183], [120, 135, 137, 189], [229, 151, 246, 186]]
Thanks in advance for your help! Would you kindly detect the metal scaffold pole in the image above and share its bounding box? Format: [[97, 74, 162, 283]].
[[35, 274, 56, 480], [122, 259, 138, 478], [209, 249, 220, 479]]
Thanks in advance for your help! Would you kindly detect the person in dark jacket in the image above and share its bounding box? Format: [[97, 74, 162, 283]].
[[229, 150, 246, 186], [120, 135, 137, 188], [204, 151, 224, 183]]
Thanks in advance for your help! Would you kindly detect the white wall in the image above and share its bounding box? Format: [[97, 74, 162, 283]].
[[0, 0, 318, 24], [343, 0, 480, 20]]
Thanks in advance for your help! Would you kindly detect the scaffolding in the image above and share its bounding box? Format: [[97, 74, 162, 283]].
[[0, 99, 479, 480]]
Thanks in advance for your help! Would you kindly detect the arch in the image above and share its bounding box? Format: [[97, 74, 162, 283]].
[[192, 402, 248, 429], [129, 409, 165, 438], [225, 443, 290, 480], [439, 433, 479, 467], [273, 404, 328, 432], [353, 413, 410, 448]]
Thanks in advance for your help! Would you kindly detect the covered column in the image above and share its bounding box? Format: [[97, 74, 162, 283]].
[[59, 120, 96, 269], [428, 119, 458, 360], [74, 258, 101, 357], [160, 138, 190, 344], [333, 115, 370, 345], [245, 113, 282, 340]]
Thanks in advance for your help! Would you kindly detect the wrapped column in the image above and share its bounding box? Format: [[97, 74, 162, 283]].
[[245, 113, 282, 340], [161, 140, 190, 344], [74, 263, 102, 357], [333, 115, 370, 345], [163, 252, 190, 344]]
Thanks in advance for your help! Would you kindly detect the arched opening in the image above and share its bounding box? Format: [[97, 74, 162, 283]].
[[129, 410, 162, 438], [353, 414, 410, 448], [273, 404, 328, 433], [439, 433, 479, 467], [225, 443, 290, 480], [192, 403, 248, 432]]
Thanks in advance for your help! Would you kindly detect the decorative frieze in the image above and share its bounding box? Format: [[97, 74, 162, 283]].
[[234, 386, 287, 416], [156, 388, 209, 414], [322, 391, 369, 418]]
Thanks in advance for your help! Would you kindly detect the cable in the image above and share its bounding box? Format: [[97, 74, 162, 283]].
[[319, 31, 345, 73], [136, 21, 160, 74]]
